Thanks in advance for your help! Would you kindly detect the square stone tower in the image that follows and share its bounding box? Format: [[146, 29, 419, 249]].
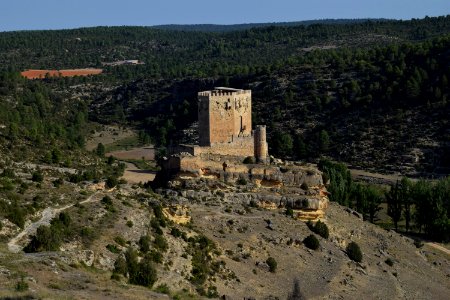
[[198, 87, 252, 146]]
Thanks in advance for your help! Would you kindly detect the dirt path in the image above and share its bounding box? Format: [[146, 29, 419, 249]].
[[349, 168, 404, 184], [7, 192, 103, 253], [426, 242, 450, 256]]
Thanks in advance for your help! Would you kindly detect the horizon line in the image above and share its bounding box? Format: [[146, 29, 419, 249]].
[[1, 15, 447, 33]]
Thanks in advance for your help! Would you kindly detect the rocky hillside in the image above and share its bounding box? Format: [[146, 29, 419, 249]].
[[0, 174, 449, 299]]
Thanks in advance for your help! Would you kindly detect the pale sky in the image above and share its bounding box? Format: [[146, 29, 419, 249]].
[[0, 0, 449, 31]]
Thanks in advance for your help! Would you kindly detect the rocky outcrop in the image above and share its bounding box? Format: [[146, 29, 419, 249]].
[[156, 154, 323, 187], [154, 154, 328, 221], [162, 205, 191, 224]]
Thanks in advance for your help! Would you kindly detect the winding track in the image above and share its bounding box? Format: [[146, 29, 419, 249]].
[[7, 192, 102, 253], [426, 242, 450, 256]]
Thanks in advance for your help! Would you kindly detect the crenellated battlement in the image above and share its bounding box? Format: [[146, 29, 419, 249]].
[[198, 88, 251, 98]]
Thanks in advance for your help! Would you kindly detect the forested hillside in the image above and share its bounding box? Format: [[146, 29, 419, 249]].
[[0, 16, 449, 77], [0, 15, 449, 175], [152, 19, 391, 32]]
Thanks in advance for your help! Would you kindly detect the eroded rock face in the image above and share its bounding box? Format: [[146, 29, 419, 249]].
[[162, 205, 191, 224], [97, 252, 115, 270], [156, 156, 329, 221], [158, 154, 324, 188], [74, 250, 95, 266]]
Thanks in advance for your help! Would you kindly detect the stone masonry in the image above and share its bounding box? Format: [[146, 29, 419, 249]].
[[198, 87, 252, 146], [173, 87, 268, 160]]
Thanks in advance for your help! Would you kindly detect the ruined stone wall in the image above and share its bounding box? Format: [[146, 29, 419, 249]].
[[201, 136, 254, 157], [198, 89, 251, 146], [172, 137, 254, 158]]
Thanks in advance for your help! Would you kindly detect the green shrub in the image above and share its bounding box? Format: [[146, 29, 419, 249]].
[[303, 234, 320, 250], [53, 178, 64, 187], [147, 250, 163, 264], [15, 276, 29, 292], [23, 212, 75, 252], [139, 235, 151, 253], [114, 236, 126, 246], [414, 240, 424, 248], [249, 200, 258, 208], [1, 168, 15, 178], [0, 177, 15, 191], [236, 177, 247, 185], [307, 220, 329, 239], [170, 227, 186, 240], [154, 234, 168, 252], [105, 176, 118, 189], [114, 255, 127, 275], [207, 285, 219, 298], [101, 195, 113, 206], [126, 220, 133, 227], [110, 272, 121, 281], [80, 226, 97, 245], [129, 256, 158, 288], [266, 257, 277, 273], [243, 156, 255, 164], [385, 258, 394, 266], [150, 218, 163, 234], [96, 143, 105, 157], [286, 207, 294, 217], [346, 241, 362, 262], [57, 212, 71, 227], [151, 203, 165, 220], [155, 284, 171, 294], [7, 204, 25, 228], [170, 227, 181, 237], [31, 171, 44, 182], [106, 244, 120, 253], [188, 235, 218, 286], [24, 225, 61, 252]]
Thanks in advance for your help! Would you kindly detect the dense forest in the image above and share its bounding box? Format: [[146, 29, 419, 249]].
[[0, 15, 449, 175], [0, 16, 449, 78]]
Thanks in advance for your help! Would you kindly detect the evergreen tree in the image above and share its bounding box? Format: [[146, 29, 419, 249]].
[[96, 143, 106, 157], [386, 181, 403, 231]]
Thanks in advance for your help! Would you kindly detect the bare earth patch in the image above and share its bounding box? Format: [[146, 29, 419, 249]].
[[85, 126, 136, 151], [121, 162, 156, 184], [21, 69, 103, 79]]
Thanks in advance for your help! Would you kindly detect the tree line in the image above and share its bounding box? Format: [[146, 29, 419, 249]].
[[320, 160, 450, 242]]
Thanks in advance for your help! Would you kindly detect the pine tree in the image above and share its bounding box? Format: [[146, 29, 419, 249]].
[[386, 181, 403, 231]]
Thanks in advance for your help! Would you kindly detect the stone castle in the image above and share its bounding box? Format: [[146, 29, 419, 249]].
[[175, 87, 268, 161], [154, 87, 328, 221]]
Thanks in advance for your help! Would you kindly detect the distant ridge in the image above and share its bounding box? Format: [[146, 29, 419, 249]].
[[152, 18, 393, 32]]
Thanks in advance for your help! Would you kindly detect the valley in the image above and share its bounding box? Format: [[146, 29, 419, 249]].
[[0, 15, 449, 300]]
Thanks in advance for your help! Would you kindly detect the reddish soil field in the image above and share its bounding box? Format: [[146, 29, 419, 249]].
[[21, 68, 103, 79]]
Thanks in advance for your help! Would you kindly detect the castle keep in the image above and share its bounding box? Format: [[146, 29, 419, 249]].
[[198, 88, 252, 146], [176, 87, 268, 161]]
